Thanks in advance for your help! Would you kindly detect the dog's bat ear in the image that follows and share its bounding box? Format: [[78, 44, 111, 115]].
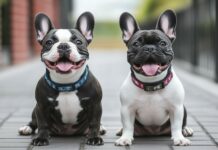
[[34, 13, 54, 43], [156, 9, 177, 42], [75, 12, 95, 44], [119, 12, 139, 43]]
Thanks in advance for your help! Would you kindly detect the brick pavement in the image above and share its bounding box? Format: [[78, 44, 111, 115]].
[[0, 50, 218, 150]]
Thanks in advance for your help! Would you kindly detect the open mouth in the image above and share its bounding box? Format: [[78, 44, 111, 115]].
[[133, 63, 169, 76], [45, 58, 86, 74]]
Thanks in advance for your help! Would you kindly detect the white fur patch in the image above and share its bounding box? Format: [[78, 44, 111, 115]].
[[18, 125, 32, 135], [42, 29, 82, 62], [55, 91, 83, 124], [55, 30, 72, 42], [48, 97, 54, 101]]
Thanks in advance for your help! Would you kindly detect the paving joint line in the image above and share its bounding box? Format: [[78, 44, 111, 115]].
[[169, 145, 174, 150], [0, 110, 15, 128], [79, 137, 85, 150], [0, 108, 33, 150], [191, 114, 218, 147], [125, 145, 131, 150], [27, 144, 33, 150]]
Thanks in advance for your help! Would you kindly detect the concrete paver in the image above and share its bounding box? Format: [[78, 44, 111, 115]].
[[0, 50, 218, 150]]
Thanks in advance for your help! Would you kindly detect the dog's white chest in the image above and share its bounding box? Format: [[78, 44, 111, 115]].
[[55, 91, 83, 124], [120, 72, 184, 126], [135, 94, 169, 125]]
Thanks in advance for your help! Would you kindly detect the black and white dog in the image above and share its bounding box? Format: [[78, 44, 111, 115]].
[[115, 10, 193, 146], [19, 12, 105, 146]]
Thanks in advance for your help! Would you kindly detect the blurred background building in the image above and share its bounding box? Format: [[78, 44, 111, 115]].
[[0, 0, 217, 82], [0, 0, 72, 65]]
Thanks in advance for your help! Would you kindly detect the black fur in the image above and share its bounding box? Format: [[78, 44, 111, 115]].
[[119, 11, 174, 76], [28, 70, 103, 145]]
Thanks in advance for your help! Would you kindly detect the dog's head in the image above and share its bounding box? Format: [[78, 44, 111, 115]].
[[120, 10, 176, 76], [34, 12, 94, 74]]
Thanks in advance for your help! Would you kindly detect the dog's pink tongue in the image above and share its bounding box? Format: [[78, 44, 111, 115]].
[[142, 64, 159, 76], [56, 62, 73, 72]]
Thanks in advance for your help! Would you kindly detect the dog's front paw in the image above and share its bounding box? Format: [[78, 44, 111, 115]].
[[115, 136, 133, 146], [182, 127, 194, 137], [173, 137, 191, 146], [86, 137, 104, 145], [19, 125, 33, 135], [32, 137, 49, 146]]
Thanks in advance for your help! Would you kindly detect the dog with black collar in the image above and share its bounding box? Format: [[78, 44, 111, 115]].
[[18, 12, 105, 146], [115, 10, 193, 146]]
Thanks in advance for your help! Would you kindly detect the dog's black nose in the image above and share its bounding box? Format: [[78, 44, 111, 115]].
[[58, 43, 70, 50], [58, 43, 71, 57], [144, 46, 156, 53]]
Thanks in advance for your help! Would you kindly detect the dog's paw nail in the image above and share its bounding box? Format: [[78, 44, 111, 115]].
[[32, 138, 49, 146], [86, 137, 104, 145], [115, 137, 133, 146]]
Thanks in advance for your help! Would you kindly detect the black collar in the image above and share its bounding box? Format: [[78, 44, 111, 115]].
[[44, 66, 89, 92], [131, 66, 173, 91]]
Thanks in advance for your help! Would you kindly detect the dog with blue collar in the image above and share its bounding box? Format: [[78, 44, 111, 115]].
[[18, 12, 105, 146]]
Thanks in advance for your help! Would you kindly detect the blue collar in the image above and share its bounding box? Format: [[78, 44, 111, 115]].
[[44, 66, 89, 92]]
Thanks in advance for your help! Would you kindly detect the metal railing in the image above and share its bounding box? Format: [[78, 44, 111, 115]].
[[175, 0, 216, 81]]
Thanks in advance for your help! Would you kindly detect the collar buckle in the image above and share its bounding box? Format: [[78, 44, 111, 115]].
[[144, 83, 165, 91]]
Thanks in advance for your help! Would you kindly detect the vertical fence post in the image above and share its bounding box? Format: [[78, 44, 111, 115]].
[[192, 0, 198, 72], [0, 7, 2, 65], [215, 0, 218, 82]]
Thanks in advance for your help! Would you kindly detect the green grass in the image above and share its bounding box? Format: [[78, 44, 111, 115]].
[[93, 22, 121, 39], [135, 0, 192, 23]]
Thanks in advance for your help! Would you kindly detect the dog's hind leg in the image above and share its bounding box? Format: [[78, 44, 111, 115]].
[[100, 124, 107, 135], [116, 128, 123, 136], [182, 106, 193, 137], [19, 107, 37, 135]]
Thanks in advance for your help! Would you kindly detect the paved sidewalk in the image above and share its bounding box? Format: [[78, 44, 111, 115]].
[[0, 50, 218, 150]]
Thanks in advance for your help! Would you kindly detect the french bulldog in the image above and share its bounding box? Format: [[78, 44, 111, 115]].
[[115, 10, 193, 146], [18, 12, 105, 146]]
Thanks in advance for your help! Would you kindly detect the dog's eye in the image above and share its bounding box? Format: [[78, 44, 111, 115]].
[[133, 42, 140, 47], [46, 40, 53, 46], [71, 35, 76, 41], [76, 40, 82, 45], [52, 36, 58, 42], [159, 41, 167, 47]]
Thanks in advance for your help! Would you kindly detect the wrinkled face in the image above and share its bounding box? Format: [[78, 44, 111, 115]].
[[41, 29, 88, 74], [120, 10, 177, 76], [35, 12, 94, 74], [127, 30, 174, 76]]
